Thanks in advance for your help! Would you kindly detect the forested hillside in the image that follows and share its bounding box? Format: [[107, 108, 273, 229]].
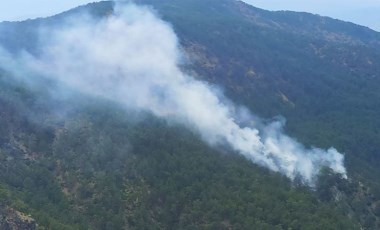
[[0, 72, 357, 229], [0, 0, 380, 229]]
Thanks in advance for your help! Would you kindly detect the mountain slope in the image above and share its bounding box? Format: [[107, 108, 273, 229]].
[[0, 0, 380, 229], [134, 0, 380, 181], [0, 73, 357, 229]]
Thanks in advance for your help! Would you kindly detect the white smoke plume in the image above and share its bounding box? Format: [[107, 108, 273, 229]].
[[2, 3, 346, 185]]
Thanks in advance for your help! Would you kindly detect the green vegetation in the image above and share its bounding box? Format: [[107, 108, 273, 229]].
[[0, 74, 358, 229], [1, 0, 380, 228]]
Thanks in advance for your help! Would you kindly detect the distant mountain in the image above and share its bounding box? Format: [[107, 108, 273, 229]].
[[0, 0, 380, 229]]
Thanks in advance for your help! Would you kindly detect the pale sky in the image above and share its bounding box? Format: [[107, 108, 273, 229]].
[[0, 0, 379, 31], [0, 0, 98, 21]]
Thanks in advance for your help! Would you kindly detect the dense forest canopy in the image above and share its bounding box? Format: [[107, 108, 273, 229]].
[[0, 0, 379, 229]]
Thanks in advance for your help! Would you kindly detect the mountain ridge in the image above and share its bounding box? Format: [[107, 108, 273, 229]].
[[0, 0, 379, 229]]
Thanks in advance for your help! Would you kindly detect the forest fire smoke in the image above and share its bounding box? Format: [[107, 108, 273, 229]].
[[1, 3, 347, 185]]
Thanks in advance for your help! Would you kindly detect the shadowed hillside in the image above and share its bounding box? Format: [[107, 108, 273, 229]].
[[0, 0, 380, 229]]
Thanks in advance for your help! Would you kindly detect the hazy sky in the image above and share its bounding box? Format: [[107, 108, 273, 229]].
[[242, 0, 380, 31], [0, 0, 97, 21], [0, 0, 379, 31]]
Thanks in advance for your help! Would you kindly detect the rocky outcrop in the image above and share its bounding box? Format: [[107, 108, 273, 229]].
[[0, 206, 37, 230]]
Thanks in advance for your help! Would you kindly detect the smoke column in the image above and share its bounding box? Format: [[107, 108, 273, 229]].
[[5, 4, 347, 185]]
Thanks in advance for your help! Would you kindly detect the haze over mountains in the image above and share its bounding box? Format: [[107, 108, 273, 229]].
[[0, 0, 379, 229]]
